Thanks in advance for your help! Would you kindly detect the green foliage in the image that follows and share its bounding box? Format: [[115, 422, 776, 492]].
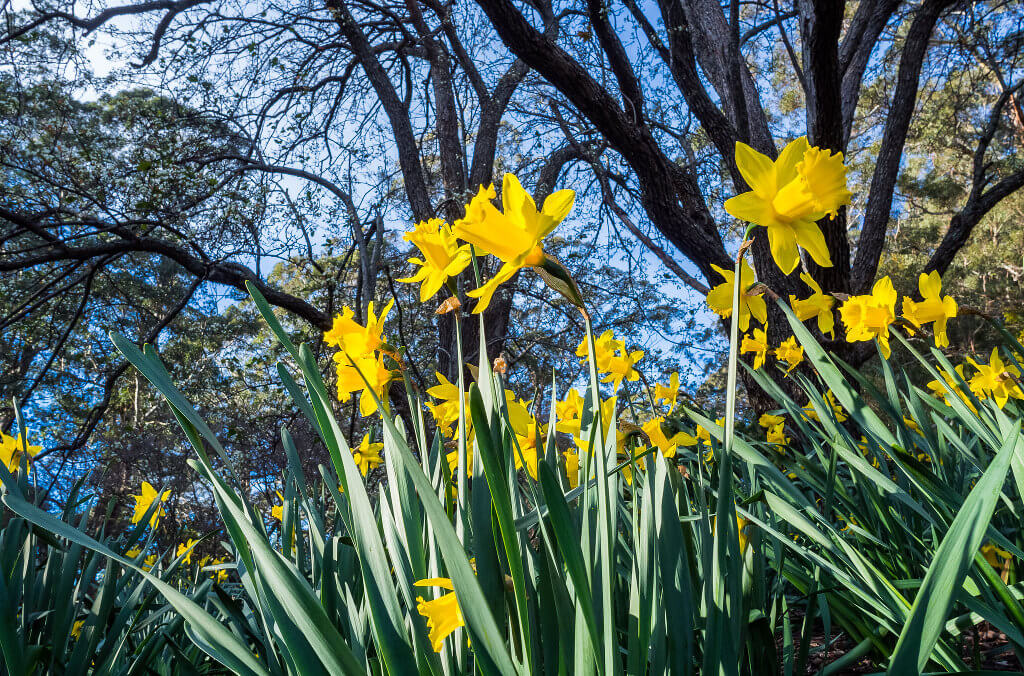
[[5, 277, 1024, 673]]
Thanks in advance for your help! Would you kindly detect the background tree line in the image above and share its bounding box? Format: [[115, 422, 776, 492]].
[[1, 0, 1022, 539]]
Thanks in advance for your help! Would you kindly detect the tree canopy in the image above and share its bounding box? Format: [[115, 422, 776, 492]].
[[2, 0, 1023, 510]]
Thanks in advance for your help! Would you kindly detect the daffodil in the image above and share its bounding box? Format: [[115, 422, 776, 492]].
[[758, 413, 785, 428], [176, 538, 198, 565], [555, 388, 586, 435], [271, 491, 285, 522], [415, 578, 465, 652], [576, 330, 643, 391], [766, 422, 789, 447], [353, 433, 384, 476], [774, 336, 804, 374], [967, 348, 1024, 408], [0, 431, 41, 483], [563, 449, 580, 489], [802, 390, 847, 422], [202, 556, 231, 583], [335, 353, 394, 416], [712, 511, 752, 554], [641, 417, 697, 458], [981, 542, 1013, 570], [839, 276, 898, 359], [789, 272, 835, 338], [71, 619, 85, 639], [397, 218, 473, 301], [705, 259, 767, 332], [724, 137, 850, 274], [324, 301, 393, 359], [927, 364, 976, 413], [902, 271, 957, 348], [453, 174, 575, 313], [654, 372, 681, 411], [740, 328, 769, 369], [130, 481, 170, 529]]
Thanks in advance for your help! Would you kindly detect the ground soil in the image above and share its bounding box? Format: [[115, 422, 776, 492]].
[[779, 618, 1022, 674]]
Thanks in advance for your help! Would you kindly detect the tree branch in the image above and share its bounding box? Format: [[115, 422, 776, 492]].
[[851, 0, 956, 293]]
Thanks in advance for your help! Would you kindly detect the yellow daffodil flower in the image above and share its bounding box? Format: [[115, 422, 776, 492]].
[[927, 364, 976, 413], [130, 481, 170, 529], [176, 538, 198, 565], [271, 491, 285, 522], [712, 511, 752, 554], [740, 328, 769, 369], [839, 276, 898, 359], [774, 336, 804, 374], [724, 137, 850, 274], [415, 578, 465, 652], [353, 433, 384, 476], [654, 372, 681, 411], [758, 413, 785, 428], [324, 301, 393, 360], [576, 330, 643, 391], [334, 353, 394, 416], [453, 174, 575, 313], [981, 542, 1013, 570], [203, 556, 231, 583], [967, 348, 1024, 408], [902, 416, 921, 433], [705, 259, 767, 332], [71, 619, 85, 639], [766, 422, 789, 447], [902, 271, 957, 348], [641, 417, 697, 458], [789, 272, 835, 338], [0, 431, 41, 483], [802, 390, 847, 422], [563, 449, 580, 489], [555, 388, 585, 435], [397, 219, 473, 301]]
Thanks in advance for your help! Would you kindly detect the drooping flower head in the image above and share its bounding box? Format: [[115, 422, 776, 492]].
[[927, 364, 976, 413], [415, 578, 465, 652], [641, 417, 697, 458], [397, 219, 473, 302], [724, 137, 850, 274], [555, 388, 586, 435], [774, 336, 804, 374], [967, 348, 1024, 409], [766, 422, 789, 447], [902, 271, 958, 348], [740, 328, 770, 369], [334, 353, 394, 417], [130, 481, 170, 529], [654, 372, 681, 412], [789, 272, 836, 338], [271, 491, 285, 522], [324, 301, 393, 360], [176, 538, 198, 565], [353, 433, 384, 476], [705, 259, 767, 332], [839, 276, 898, 359], [0, 431, 41, 483], [453, 174, 575, 313], [576, 330, 643, 391], [563, 449, 581, 489], [802, 390, 848, 422]]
